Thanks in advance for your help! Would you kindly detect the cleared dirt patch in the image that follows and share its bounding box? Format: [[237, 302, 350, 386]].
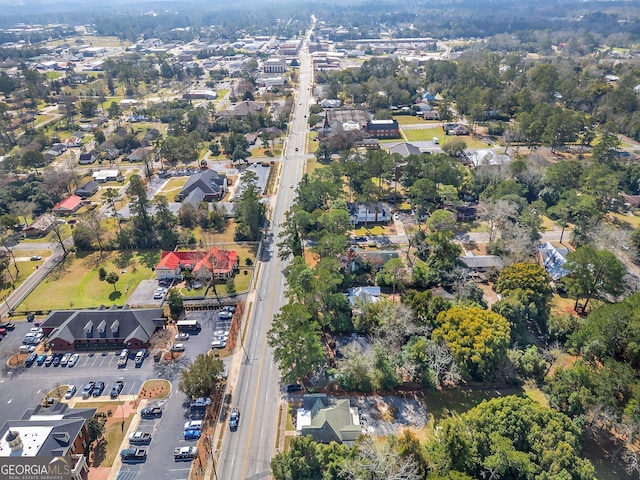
[[139, 379, 171, 399]]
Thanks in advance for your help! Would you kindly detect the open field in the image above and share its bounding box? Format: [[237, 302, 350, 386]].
[[156, 177, 188, 197], [19, 250, 158, 311], [45, 36, 131, 48], [393, 115, 432, 126]]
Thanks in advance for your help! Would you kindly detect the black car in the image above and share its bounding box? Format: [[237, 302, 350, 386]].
[[51, 354, 62, 367], [81, 382, 95, 397], [140, 406, 162, 418], [0, 322, 15, 330], [24, 353, 37, 367], [110, 380, 124, 398], [285, 383, 303, 392], [92, 381, 105, 397]]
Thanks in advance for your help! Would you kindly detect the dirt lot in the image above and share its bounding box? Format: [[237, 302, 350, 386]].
[[351, 393, 428, 436]]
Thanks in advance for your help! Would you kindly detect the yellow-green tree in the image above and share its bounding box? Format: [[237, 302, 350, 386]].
[[433, 306, 510, 380]]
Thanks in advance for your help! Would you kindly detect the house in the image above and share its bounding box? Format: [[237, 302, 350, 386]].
[[74, 180, 99, 199], [459, 253, 504, 273], [23, 214, 55, 238], [92, 169, 123, 183], [98, 140, 120, 160], [78, 150, 98, 165], [140, 128, 161, 147], [219, 101, 265, 119], [52, 195, 83, 215], [347, 286, 381, 307], [127, 147, 153, 163], [296, 394, 361, 445], [319, 98, 342, 108], [622, 194, 640, 209], [388, 142, 421, 158], [178, 169, 226, 205], [0, 402, 96, 480], [364, 119, 400, 139], [62, 137, 82, 148], [183, 90, 218, 100], [46, 143, 67, 156], [349, 248, 399, 273], [538, 242, 570, 281], [348, 202, 392, 225], [155, 247, 238, 281], [444, 123, 469, 136], [41, 307, 166, 352]]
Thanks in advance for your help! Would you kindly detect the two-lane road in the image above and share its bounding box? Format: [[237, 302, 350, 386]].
[[215, 26, 315, 480]]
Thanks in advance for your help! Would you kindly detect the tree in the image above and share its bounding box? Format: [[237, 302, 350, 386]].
[[564, 246, 626, 312], [105, 271, 119, 291], [441, 138, 467, 157], [433, 306, 511, 380], [178, 353, 225, 398], [87, 417, 105, 444], [271, 435, 350, 480], [376, 258, 407, 299], [341, 437, 421, 480], [234, 172, 265, 241], [21, 150, 45, 175], [267, 303, 325, 383], [167, 288, 184, 318]]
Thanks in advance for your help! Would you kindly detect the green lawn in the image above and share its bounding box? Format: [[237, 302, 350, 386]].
[[393, 115, 426, 126], [403, 127, 442, 142], [425, 388, 525, 422], [157, 177, 188, 197], [19, 250, 159, 311]]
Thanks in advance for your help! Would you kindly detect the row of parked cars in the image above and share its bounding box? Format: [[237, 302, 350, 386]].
[[25, 352, 80, 367], [71, 380, 124, 399]]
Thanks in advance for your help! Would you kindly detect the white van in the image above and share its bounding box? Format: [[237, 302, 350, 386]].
[[19, 345, 35, 354]]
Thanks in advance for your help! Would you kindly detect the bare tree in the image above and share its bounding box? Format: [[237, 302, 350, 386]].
[[341, 437, 421, 480], [10, 201, 35, 227], [425, 341, 461, 387], [482, 199, 519, 243], [49, 220, 68, 256]]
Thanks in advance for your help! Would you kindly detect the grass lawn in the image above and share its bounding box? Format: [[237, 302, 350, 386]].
[[393, 115, 427, 126], [307, 132, 319, 154], [19, 250, 158, 311], [33, 115, 55, 127], [607, 211, 640, 230], [156, 177, 188, 197], [190, 221, 238, 244], [352, 225, 393, 236], [46, 35, 131, 48], [458, 135, 492, 149], [101, 413, 134, 467], [403, 127, 442, 142]]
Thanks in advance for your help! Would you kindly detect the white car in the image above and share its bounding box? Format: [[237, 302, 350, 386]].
[[67, 353, 80, 367], [60, 353, 72, 366], [184, 420, 203, 431], [29, 327, 43, 334], [211, 339, 227, 349], [175, 332, 189, 341], [214, 330, 229, 339], [170, 343, 185, 352], [64, 385, 76, 399]]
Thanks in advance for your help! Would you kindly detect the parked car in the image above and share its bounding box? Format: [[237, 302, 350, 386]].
[[44, 354, 54, 366], [67, 353, 79, 367], [229, 407, 240, 430], [129, 431, 152, 444], [36, 354, 47, 366], [0, 321, 15, 330], [175, 332, 189, 341], [24, 353, 37, 367], [51, 354, 62, 367], [110, 380, 124, 398], [30, 256, 42, 261], [92, 381, 105, 397], [190, 397, 211, 409], [59, 353, 72, 366], [285, 383, 303, 392], [170, 343, 185, 352], [120, 448, 147, 463], [184, 429, 202, 440], [140, 406, 162, 418], [173, 446, 198, 461], [81, 381, 96, 397], [19, 345, 36, 354], [29, 327, 43, 334], [211, 339, 226, 349], [183, 420, 203, 431], [153, 349, 162, 362], [134, 349, 147, 365], [64, 385, 76, 399]]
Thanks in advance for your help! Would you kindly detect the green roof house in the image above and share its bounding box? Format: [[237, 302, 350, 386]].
[[296, 394, 361, 445]]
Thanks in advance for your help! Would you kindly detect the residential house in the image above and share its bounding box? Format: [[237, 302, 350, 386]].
[[62, 137, 82, 148], [53, 195, 83, 215], [0, 403, 97, 480], [41, 307, 166, 352], [219, 101, 265, 119], [296, 394, 361, 445], [349, 248, 399, 273], [98, 140, 120, 160], [140, 128, 161, 147], [319, 98, 342, 109], [46, 143, 67, 156], [364, 119, 400, 139], [74, 180, 99, 199], [348, 202, 392, 225], [178, 169, 226, 205], [444, 123, 469, 136], [155, 247, 238, 282], [388, 142, 421, 158], [538, 242, 570, 281], [347, 286, 381, 307], [127, 147, 153, 163], [78, 150, 98, 165], [459, 253, 504, 273], [23, 214, 55, 238], [92, 169, 123, 183], [622, 194, 640, 210]]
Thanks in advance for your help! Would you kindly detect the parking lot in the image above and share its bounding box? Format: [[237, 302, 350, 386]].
[[0, 308, 237, 480]]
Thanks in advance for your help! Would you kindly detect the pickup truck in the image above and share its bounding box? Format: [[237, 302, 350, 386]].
[[190, 397, 211, 409], [128, 431, 152, 445], [140, 406, 162, 418], [174, 446, 198, 461], [120, 448, 147, 462]]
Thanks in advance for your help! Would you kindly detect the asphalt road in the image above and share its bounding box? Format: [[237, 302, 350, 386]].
[[214, 26, 316, 480]]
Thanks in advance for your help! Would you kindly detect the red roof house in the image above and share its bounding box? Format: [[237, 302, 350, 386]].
[[52, 195, 83, 215], [156, 247, 238, 281]]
